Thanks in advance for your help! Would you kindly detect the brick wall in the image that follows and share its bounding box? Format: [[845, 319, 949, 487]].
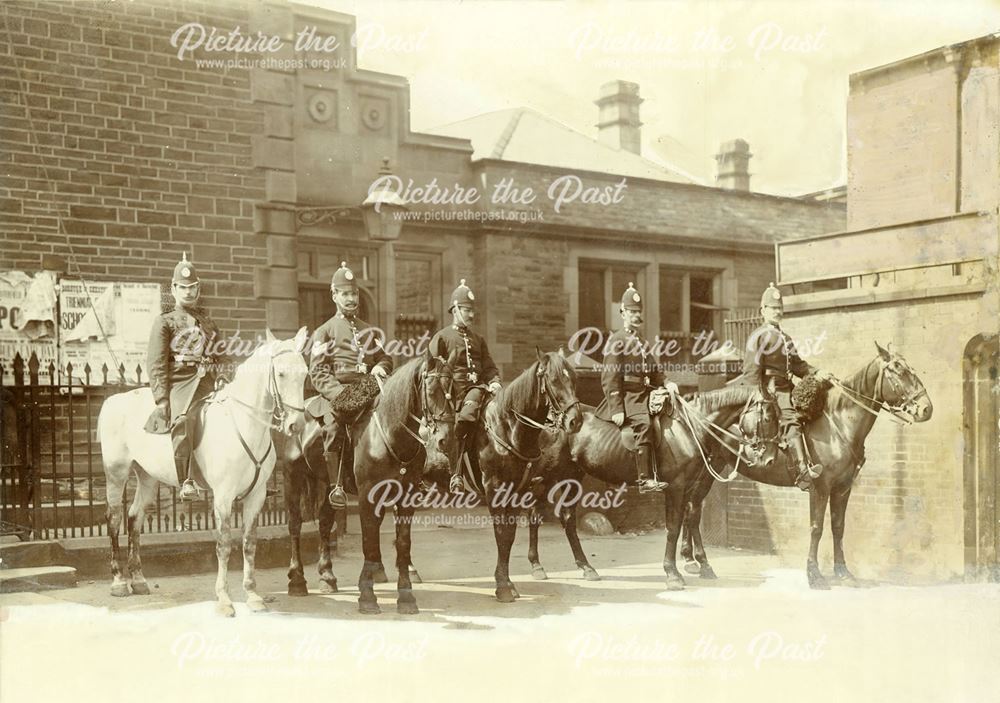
[[1, 0, 267, 336], [722, 291, 996, 580]]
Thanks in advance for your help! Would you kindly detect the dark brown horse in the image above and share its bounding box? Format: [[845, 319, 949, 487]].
[[527, 382, 759, 591], [681, 342, 932, 589], [473, 349, 584, 602], [353, 349, 460, 614], [281, 346, 458, 613]]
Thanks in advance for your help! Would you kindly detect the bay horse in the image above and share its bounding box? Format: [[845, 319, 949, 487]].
[[681, 341, 932, 589], [281, 345, 458, 615], [98, 328, 309, 616], [474, 349, 583, 603], [527, 381, 761, 590]]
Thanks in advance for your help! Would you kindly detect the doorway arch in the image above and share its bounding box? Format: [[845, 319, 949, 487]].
[[963, 333, 999, 582]]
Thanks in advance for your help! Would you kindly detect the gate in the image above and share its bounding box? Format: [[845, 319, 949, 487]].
[[0, 352, 288, 541]]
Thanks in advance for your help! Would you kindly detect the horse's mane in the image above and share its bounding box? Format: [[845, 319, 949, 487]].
[[377, 355, 422, 424], [495, 359, 540, 413], [494, 352, 572, 414], [831, 356, 881, 413], [685, 383, 755, 412]]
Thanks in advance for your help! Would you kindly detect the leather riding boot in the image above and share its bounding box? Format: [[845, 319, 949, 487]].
[[635, 446, 667, 494], [787, 432, 822, 491], [174, 418, 199, 502], [449, 436, 467, 493], [324, 450, 347, 510]]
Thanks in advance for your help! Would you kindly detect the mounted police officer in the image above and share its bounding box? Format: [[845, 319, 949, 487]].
[[429, 279, 501, 492], [743, 282, 834, 491], [144, 253, 224, 502], [308, 261, 392, 506], [596, 282, 678, 493]]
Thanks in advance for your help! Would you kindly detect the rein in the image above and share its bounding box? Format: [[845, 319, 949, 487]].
[[829, 360, 925, 426], [215, 346, 303, 502]]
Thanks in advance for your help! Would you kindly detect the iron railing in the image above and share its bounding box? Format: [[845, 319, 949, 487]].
[[0, 352, 287, 541]]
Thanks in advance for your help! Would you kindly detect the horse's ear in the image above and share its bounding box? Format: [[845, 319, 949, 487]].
[[535, 346, 545, 363], [874, 340, 890, 361], [557, 346, 566, 358], [265, 328, 277, 343], [293, 326, 309, 354]]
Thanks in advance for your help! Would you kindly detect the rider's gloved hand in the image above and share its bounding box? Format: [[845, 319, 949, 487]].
[[816, 369, 835, 382], [371, 365, 388, 382], [612, 412, 625, 427], [663, 381, 679, 395], [488, 380, 502, 395]]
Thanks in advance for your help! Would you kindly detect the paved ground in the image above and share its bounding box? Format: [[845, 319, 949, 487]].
[[2, 516, 998, 703]]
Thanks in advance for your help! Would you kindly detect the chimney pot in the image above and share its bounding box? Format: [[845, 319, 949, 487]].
[[595, 80, 643, 155], [715, 138, 752, 192]]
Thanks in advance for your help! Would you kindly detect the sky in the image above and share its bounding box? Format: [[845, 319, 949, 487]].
[[303, 0, 1000, 196]]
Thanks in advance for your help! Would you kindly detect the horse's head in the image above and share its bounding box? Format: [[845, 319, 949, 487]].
[[875, 341, 933, 423], [536, 347, 583, 434], [263, 327, 309, 436], [419, 341, 458, 473]]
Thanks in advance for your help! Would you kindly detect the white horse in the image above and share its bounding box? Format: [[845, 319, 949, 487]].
[[98, 328, 308, 616]]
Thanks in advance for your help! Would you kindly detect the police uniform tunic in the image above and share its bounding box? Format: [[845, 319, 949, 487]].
[[145, 306, 222, 433], [309, 312, 392, 402], [428, 324, 499, 422], [596, 327, 664, 446], [743, 323, 815, 431]]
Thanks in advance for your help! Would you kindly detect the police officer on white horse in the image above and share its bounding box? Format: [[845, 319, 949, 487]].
[[144, 253, 224, 502]]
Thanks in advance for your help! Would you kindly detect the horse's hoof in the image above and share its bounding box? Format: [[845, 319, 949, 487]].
[[664, 573, 686, 591], [397, 600, 419, 615], [110, 582, 130, 598], [683, 560, 701, 575], [247, 598, 268, 613], [372, 566, 389, 583], [833, 566, 859, 586], [531, 565, 548, 580], [699, 565, 718, 580], [408, 569, 423, 585], [358, 599, 381, 615], [808, 572, 831, 591], [320, 579, 338, 594], [495, 587, 516, 603], [288, 581, 309, 597], [217, 602, 237, 617], [130, 581, 150, 596], [582, 566, 601, 582], [508, 583, 520, 599]]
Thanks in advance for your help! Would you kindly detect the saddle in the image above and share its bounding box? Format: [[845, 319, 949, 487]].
[[304, 381, 381, 498]]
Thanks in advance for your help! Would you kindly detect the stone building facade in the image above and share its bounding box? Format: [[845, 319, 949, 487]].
[[720, 34, 999, 580], [2, 0, 845, 386]]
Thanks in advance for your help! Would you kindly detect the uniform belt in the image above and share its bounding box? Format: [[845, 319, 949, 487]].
[[763, 369, 788, 378], [333, 362, 368, 373], [623, 375, 651, 384]]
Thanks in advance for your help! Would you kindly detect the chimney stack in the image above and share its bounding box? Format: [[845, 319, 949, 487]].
[[595, 80, 642, 155], [714, 139, 752, 191]]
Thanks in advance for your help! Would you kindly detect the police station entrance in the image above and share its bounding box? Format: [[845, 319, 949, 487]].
[[963, 333, 1000, 582]]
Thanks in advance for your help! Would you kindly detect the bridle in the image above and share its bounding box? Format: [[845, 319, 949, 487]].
[[830, 356, 928, 425], [223, 347, 306, 434], [213, 344, 307, 501], [370, 356, 457, 469], [511, 361, 581, 434]]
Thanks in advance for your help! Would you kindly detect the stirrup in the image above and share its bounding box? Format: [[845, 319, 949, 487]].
[[328, 485, 347, 510], [178, 480, 200, 502], [637, 478, 668, 494], [449, 473, 464, 493]]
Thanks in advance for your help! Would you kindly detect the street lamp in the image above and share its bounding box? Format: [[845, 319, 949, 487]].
[[361, 157, 406, 241]]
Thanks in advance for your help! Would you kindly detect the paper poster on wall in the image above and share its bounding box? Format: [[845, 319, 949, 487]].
[[0, 271, 58, 383], [59, 280, 162, 384]]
